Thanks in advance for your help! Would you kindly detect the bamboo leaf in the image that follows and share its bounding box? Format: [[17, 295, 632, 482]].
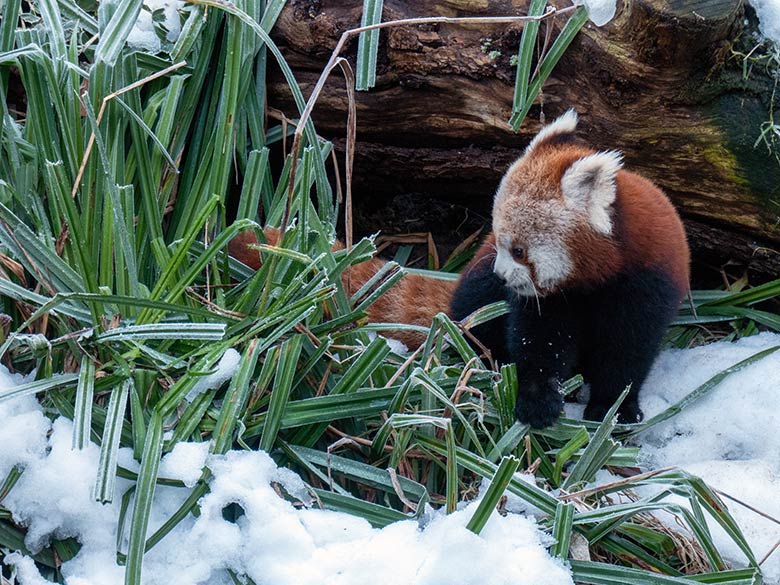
[[93, 378, 131, 503], [73, 356, 96, 450], [466, 455, 521, 534], [550, 501, 575, 559], [212, 339, 263, 454], [509, 7, 588, 130], [355, 0, 384, 90], [124, 412, 164, 585], [0, 373, 79, 403], [259, 335, 303, 451]]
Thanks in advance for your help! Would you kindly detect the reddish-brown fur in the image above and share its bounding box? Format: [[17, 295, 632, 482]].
[[539, 142, 689, 297], [228, 229, 457, 348], [494, 138, 689, 300]]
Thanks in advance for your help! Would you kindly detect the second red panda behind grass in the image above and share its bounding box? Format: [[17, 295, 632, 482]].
[[231, 111, 690, 428]]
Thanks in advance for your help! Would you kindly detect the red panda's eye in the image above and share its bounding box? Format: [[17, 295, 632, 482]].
[[511, 247, 526, 261]]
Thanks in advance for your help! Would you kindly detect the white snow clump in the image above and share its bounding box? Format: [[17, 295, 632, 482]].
[[749, 0, 780, 44], [126, 1, 185, 53], [574, 0, 617, 27]]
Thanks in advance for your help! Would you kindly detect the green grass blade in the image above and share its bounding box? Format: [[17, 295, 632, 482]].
[[563, 387, 628, 489], [312, 489, 407, 527], [0, 0, 22, 54], [93, 378, 131, 503], [124, 412, 163, 585], [509, 6, 588, 130], [552, 426, 589, 486], [466, 455, 521, 534], [0, 373, 79, 403], [288, 445, 429, 511], [236, 148, 270, 221], [212, 339, 263, 455], [355, 0, 384, 90], [94, 0, 143, 65], [512, 0, 547, 109], [702, 279, 780, 307], [259, 335, 303, 451], [0, 202, 86, 295], [97, 323, 227, 343], [550, 500, 575, 559], [73, 356, 96, 450], [570, 560, 710, 585]]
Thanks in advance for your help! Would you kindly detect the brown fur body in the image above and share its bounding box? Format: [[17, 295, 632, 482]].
[[228, 229, 456, 348]]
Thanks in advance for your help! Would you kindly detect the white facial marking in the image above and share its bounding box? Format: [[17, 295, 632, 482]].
[[494, 245, 534, 296], [493, 232, 573, 297], [527, 242, 572, 292], [561, 151, 623, 235]]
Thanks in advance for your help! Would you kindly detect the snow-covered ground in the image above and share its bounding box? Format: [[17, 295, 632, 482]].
[[0, 366, 572, 585], [3, 333, 780, 584], [638, 332, 780, 584]]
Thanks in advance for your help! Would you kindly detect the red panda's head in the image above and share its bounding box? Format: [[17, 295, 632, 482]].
[[492, 110, 624, 297]]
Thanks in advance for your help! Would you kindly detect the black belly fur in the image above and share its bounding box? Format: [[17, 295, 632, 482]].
[[450, 266, 682, 428]]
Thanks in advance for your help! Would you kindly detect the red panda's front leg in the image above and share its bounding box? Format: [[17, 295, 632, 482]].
[[506, 295, 579, 429]]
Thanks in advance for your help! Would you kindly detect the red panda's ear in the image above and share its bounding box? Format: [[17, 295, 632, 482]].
[[524, 109, 579, 155], [560, 151, 623, 235]]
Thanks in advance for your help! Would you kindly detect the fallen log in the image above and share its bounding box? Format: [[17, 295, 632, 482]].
[[268, 0, 780, 276]]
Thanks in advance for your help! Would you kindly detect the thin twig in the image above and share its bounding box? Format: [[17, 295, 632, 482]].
[[560, 467, 677, 501], [714, 487, 780, 526]]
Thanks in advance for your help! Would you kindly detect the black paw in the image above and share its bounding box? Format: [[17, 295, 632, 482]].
[[515, 379, 564, 429], [618, 401, 644, 424], [584, 400, 644, 424]]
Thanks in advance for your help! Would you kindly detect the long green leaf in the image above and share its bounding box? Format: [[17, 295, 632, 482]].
[[93, 378, 131, 503], [466, 455, 521, 534], [355, 0, 384, 90]]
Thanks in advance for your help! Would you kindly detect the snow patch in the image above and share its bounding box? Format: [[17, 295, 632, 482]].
[[749, 0, 780, 44], [126, 1, 185, 54], [574, 0, 617, 27], [639, 332, 780, 583], [159, 441, 210, 488], [0, 386, 50, 482], [184, 347, 241, 402], [4, 418, 126, 554]]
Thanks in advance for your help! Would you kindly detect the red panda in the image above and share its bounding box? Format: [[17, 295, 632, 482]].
[[228, 229, 457, 348], [451, 110, 690, 428], [230, 110, 689, 428]]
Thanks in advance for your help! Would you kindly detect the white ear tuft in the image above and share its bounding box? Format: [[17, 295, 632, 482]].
[[561, 151, 623, 234], [524, 109, 579, 155]]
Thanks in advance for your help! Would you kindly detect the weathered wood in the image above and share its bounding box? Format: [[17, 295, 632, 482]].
[[268, 0, 780, 275]]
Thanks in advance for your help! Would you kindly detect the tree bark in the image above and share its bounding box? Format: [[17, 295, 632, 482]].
[[268, 0, 780, 276]]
